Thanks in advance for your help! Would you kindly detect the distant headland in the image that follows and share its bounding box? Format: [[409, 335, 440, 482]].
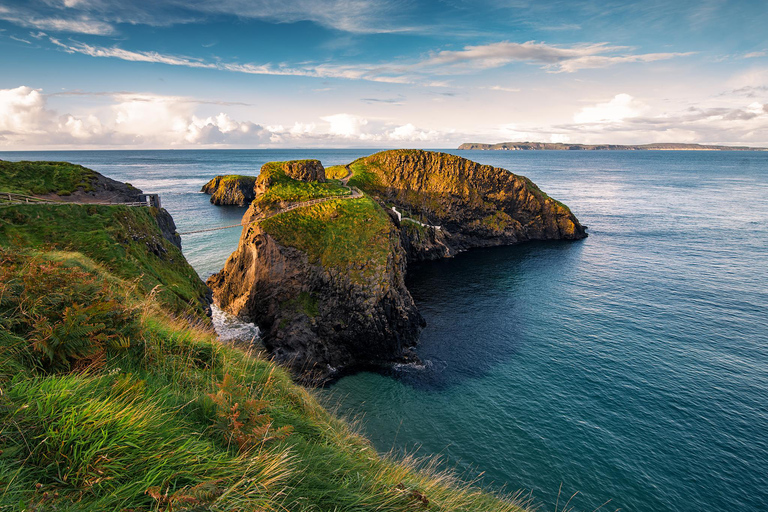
[[458, 142, 768, 151]]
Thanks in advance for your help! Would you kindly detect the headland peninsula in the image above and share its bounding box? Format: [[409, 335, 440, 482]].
[[458, 142, 768, 151]]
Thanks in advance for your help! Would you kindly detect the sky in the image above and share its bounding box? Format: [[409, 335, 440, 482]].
[[0, 0, 766, 149]]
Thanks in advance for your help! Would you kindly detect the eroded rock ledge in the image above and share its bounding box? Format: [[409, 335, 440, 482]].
[[208, 151, 586, 384]]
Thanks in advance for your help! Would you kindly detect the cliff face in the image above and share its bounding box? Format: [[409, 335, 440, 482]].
[[201, 175, 257, 206], [208, 201, 423, 384], [351, 150, 586, 252], [210, 150, 586, 383]]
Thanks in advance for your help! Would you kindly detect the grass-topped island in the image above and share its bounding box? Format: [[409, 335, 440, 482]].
[[208, 150, 587, 385]]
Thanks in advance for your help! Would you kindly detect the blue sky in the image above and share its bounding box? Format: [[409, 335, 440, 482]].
[[0, 0, 766, 149]]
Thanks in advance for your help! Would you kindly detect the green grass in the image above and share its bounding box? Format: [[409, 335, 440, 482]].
[[0, 160, 97, 196], [0, 163, 531, 512], [324, 165, 349, 180], [218, 174, 257, 186], [347, 159, 382, 190], [0, 204, 209, 320], [0, 244, 528, 512], [260, 197, 393, 282], [256, 162, 349, 207]]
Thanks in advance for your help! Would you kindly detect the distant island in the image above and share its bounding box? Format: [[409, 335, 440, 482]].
[[458, 142, 768, 151]]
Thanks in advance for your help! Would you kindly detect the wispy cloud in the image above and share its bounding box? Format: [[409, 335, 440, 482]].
[[48, 37, 420, 84], [47, 36, 695, 88], [0, 9, 114, 35], [0, 0, 415, 35], [9, 35, 31, 44], [46, 89, 254, 106], [420, 40, 695, 73], [486, 85, 521, 92]]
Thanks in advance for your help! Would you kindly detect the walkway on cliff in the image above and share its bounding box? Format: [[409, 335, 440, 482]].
[[0, 192, 155, 208], [390, 206, 441, 230], [260, 165, 362, 221], [178, 166, 362, 236]]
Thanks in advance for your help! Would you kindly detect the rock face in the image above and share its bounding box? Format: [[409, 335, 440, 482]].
[[208, 210, 423, 384], [352, 150, 586, 254], [282, 160, 325, 182], [210, 150, 587, 384], [201, 175, 257, 206]]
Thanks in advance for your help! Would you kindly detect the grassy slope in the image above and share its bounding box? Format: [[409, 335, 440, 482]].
[[260, 197, 392, 283], [0, 190, 527, 511], [256, 162, 349, 207], [0, 204, 209, 321], [324, 165, 349, 180], [0, 160, 97, 196]]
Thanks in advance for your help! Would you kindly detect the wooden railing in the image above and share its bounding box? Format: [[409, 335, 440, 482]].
[[0, 192, 151, 207]]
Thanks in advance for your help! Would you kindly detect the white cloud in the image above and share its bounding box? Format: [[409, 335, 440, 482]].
[[420, 41, 694, 73], [0, 0, 412, 35], [574, 94, 647, 124], [0, 85, 464, 148], [743, 51, 767, 59], [386, 123, 442, 141], [487, 85, 521, 93], [0, 12, 114, 35], [0, 86, 268, 148], [0, 86, 51, 135], [321, 113, 368, 137]]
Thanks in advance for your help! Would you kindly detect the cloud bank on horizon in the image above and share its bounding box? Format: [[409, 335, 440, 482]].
[[0, 0, 766, 149]]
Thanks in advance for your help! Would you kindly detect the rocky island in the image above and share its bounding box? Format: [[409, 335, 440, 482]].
[[209, 150, 586, 383], [201, 174, 258, 206]]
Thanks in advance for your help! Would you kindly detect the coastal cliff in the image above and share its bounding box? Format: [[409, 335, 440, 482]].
[[0, 160, 526, 512], [209, 151, 586, 383], [350, 150, 586, 252], [201, 174, 257, 206]]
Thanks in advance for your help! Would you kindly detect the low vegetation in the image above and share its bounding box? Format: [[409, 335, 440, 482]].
[[324, 165, 349, 180], [0, 203, 209, 320], [347, 159, 381, 190], [0, 195, 528, 511], [260, 197, 393, 282], [0, 160, 97, 196], [256, 162, 349, 207]]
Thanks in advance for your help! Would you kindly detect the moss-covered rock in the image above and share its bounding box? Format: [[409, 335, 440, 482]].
[[210, 151, 586, 383], [201, 174, 257, 206], [349, 149, 587, 251]]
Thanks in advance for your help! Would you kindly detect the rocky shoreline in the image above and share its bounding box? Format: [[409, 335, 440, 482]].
[[207, 151, 587, 384]]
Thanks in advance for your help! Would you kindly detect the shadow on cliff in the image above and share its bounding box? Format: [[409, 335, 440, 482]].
[[338, 238, 588, 391]]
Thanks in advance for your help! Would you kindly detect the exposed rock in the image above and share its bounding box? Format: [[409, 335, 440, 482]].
[[201, 175, 257, 206], [210, 150, 587, 384], [351, 150, 586, 253], [282, 160, 325, 182], [151, 207, 183, 250], [208, 219, 423, 384]]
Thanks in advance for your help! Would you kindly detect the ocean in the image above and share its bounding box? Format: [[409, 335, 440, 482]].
[[2, 148, 766, 511]]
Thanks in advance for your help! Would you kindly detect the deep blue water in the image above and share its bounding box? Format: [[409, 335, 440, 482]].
[[2, 149, 766, 511]]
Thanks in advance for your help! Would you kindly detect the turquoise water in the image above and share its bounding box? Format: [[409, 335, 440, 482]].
[[2, 149, 766, 511]]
